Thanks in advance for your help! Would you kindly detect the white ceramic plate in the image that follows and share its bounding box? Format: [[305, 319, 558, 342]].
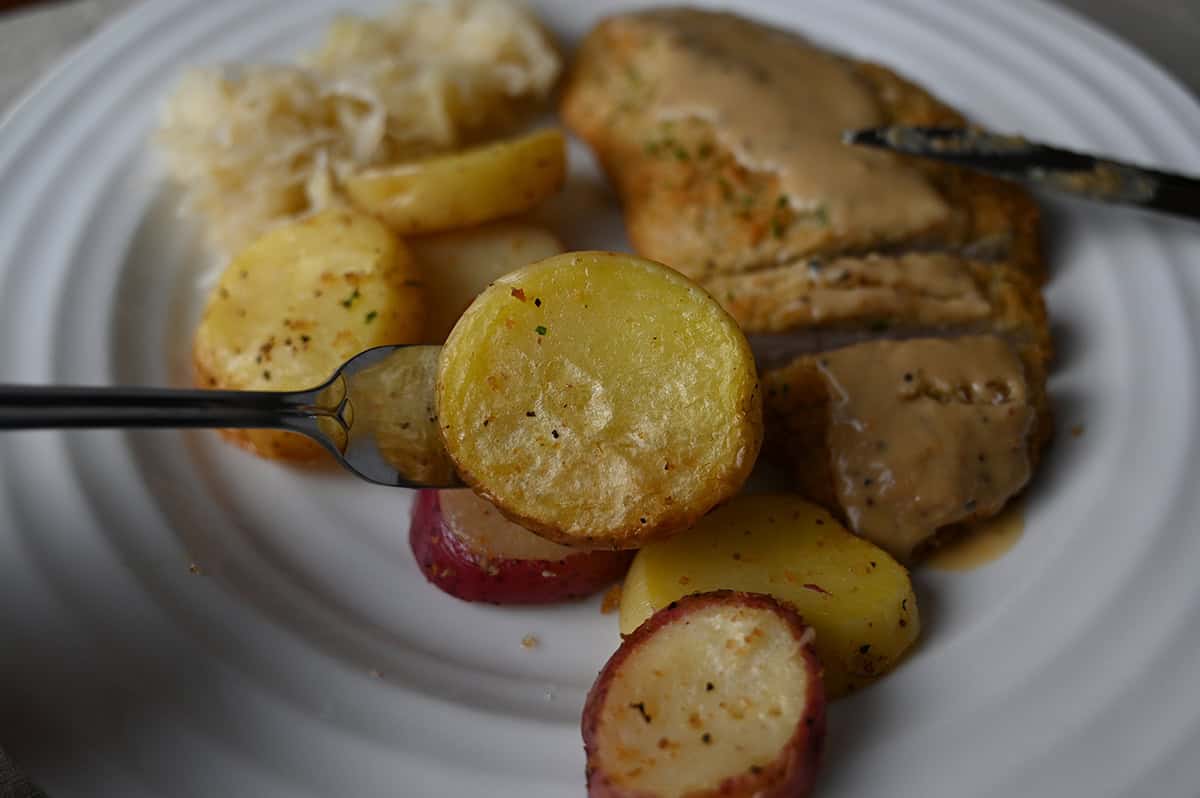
[[3, 1, 1200, 796]]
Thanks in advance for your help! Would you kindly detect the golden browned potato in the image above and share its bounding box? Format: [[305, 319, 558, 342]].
[[194, 208, 425, 461], [619, 495, 920, 698], [408, 221, 563, 343], [437, 251, 762, 549], [344, 129, 566, 235]]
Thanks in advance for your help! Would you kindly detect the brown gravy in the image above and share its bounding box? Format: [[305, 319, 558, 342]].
[[815, 336, 1034, 561], [927, 501, 1025, 571], [637, 9, 948, 240]]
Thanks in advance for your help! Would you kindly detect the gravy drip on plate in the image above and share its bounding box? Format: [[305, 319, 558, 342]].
[[927, 500, 1026, 571], [640, 8, 949, 241], [816, 336, 1034, 560]]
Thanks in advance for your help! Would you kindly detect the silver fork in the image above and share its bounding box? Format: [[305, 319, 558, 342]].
[[0, 345, 460, 488]]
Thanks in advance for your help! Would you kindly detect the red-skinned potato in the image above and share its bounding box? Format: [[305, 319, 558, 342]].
[[410, 489, 633, 604], [583, 591, 825, 798]]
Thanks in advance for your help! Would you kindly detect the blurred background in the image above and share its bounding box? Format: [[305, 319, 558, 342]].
[[1, 0, 1198, 118]]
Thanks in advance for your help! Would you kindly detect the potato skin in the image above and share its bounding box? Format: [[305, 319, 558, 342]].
[[345, 129, 567, 235], [192, 208, 425, 461], [583, 591, 826, 798], [410, 490, 633, 604], [437, 251, 763, 549]]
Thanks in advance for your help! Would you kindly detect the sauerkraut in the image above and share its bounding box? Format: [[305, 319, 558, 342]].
[[157, 0, 560, 258]]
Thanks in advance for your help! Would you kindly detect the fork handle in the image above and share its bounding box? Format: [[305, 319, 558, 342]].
[[0, 384, 326, 430]]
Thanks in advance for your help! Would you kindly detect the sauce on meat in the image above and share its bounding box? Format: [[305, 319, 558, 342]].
[[815, 336, 1034, 561], [638, 9, 949, 241]]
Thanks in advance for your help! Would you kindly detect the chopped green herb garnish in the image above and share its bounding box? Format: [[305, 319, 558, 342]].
[[672, 144, 689, 162], [717, 177, 734, 200], [364, 310, 378, 323], [776, 195, 789, 209], [698, 142, 713, 159], [341, 289, 361, 308], [535, 325, 547, 336], [771, 218, 786, 239]]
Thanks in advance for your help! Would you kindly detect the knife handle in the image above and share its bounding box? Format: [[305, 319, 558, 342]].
[[1145, 170, 1200, 222]]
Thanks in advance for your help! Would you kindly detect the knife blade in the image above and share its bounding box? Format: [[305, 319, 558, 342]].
[[845, 126, 1200, 223]]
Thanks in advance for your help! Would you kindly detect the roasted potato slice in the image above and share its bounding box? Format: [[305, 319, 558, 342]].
[[193, 208, 425, 461], [345, 345, 457, 485], [344, 129, 566, 235], [583, 591, 826, 798], [437, 251, 762, 549], [408, 221, 563, 343], [619, 494, 919, 698], [410, 490, 633, 604]]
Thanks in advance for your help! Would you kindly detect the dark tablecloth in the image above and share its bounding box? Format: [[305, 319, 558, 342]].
[[0, 748, 46, 798]]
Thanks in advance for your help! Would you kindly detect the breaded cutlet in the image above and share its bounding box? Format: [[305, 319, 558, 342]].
[[562, 8, 1054, 560]]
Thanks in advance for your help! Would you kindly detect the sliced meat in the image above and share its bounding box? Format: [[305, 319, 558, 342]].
[[763, 336, 1052, 561], [707, 253, 1046, 336], [560, 8, 1045, 286], [563, 7, 1054, 558]]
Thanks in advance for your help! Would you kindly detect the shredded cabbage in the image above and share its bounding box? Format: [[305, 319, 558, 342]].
[[157, 0, 560, 258]]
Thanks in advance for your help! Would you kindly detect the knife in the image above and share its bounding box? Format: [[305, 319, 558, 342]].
[[845, 126, 1200, 223]]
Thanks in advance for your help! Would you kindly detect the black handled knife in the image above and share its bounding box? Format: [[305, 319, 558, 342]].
[[845, 126, 1200, 223]]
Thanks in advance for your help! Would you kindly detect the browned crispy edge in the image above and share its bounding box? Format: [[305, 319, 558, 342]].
[[706, 255, 1048, 341]]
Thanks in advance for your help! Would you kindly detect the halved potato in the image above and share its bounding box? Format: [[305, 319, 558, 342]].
[[619, 495, 920, 698], [193, 208, 425, 461], [344, 129, 567, 235], [410, 489, 633, 604], [583, 591, 826, 798], [437, 251, 762, 548], [408, 221, 563, 343]]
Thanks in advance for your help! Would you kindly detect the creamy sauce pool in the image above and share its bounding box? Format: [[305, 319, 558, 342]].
[[927, 500, 1026, 571], [816, 336, 1035, 561], [639, 9, 949, 239]]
